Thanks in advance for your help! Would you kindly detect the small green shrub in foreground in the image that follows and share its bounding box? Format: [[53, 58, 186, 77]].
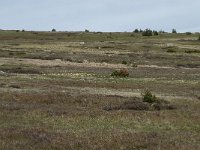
[[142, 90, 157, 103]]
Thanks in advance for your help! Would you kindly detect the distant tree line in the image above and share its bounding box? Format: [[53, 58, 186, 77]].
[[133, 28, 180, 36], [134, 29, 159, 36]]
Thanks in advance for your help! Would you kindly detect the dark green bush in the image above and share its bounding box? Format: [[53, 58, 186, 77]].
[[142, 90, 157, 103], [122, 61, 128, 65]]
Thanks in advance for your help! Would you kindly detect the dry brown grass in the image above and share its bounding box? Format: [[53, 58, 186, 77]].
[[0, 31, 200, 150]]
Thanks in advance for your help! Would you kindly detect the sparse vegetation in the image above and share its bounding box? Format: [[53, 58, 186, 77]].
[[0, 30, 200, 150], [111, 68, 129, 77]]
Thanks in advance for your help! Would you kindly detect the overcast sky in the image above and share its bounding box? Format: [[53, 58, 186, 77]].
[[0, 0, 200, 32]]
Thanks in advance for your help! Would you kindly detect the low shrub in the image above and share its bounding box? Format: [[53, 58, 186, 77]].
[[9, 84, 21, 89], [77, 60, 83, 63], [185, 50, 200, 54], [111, 69, 129, 77], [142, 90, 157, 103], [104, 95, 176, 111], [104, 99, 150, 111], [122, 61, 128, 65], [167, 49, 176, 53], [1, 67, 41, 74], [177, 63, 199, 68], [9, 52, 14, 55]]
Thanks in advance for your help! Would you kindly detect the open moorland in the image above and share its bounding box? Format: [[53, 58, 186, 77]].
[[0, 30, 200, 150]]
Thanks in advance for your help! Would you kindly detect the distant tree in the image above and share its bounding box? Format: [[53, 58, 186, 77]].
[[142, 29, 153, 36], [159, 30, 165, 33], [153, 30, 159, 36], [139, 29, 143, 33], [186, 32, 192, 35], [134, 29, 139, 33], [172, 29, 177, 34], [85, 29, 89, 33], [52, 28, 56, 32], [22, 29, 25, 32]]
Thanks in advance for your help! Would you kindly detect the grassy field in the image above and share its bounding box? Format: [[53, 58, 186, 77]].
[[0, 30, 200, 150]]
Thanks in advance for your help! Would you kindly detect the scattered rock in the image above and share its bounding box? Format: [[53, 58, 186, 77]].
[[0, 71, 5, 75]]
